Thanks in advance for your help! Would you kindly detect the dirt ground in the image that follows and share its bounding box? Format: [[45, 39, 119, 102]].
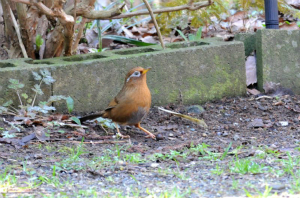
[[1, 94, 300, 197]]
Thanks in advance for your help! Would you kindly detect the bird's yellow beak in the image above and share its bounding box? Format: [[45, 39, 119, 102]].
[[142, 68, 151, 74]]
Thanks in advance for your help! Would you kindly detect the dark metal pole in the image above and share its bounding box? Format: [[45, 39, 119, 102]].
[[264, 0, 279, 29]]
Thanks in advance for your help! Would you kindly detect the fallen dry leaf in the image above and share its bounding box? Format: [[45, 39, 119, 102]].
[[224, 11, 247, 23], [247, 88, 261, 96]]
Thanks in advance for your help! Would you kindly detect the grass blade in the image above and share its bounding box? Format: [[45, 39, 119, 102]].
[[176, 29, 189, 42], [102, 35, 156, 46]]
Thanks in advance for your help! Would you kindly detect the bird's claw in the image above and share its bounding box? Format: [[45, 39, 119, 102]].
[[116, 133, 130, 139], [145, 134, 156, 140]]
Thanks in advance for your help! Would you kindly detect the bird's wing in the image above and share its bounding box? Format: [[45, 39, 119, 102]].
[[104, 97, 119, 111]]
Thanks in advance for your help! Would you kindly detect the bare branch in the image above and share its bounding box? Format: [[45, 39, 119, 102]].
[[73, 0, 77, 22], [65, 0, 211, 20], [9, 6, 28, 58], [10, 0, 30, 5], [11, 0, 57, 17], [66, 2, 126, 19], [52, 0, 74, 56], [73, 17, 88, 53], [142, 0, 164, 49], [84, 3, 125, 19], [109, 1, 213, 19], [16, 2, 36, 59]]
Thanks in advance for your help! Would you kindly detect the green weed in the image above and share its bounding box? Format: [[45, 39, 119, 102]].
[[230, 157, 268, 174]]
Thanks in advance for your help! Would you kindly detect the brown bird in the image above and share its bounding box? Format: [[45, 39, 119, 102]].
[[79, 67, 155, 139]]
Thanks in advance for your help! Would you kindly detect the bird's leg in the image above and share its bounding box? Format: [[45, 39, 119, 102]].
[[135, 123, 156, 140], [114, 122, 130, 139]]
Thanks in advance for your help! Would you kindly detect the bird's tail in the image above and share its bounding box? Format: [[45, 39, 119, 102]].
[[79, 111, 105, 123]]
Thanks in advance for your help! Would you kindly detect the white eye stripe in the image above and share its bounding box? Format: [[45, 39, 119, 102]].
[[126, 71, 141, 82]]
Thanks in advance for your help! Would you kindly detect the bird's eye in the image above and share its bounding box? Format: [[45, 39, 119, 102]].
[[127, 70, 141, 82]]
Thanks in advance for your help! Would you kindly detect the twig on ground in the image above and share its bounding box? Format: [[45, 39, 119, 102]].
[[47, 139, 127, 144], [60, 122, 88, 128], [99, 124, 110, 135], [255, 96, 273, 100], [158, 107, 208, 128]]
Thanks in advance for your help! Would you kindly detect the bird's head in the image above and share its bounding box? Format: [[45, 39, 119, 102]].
[[125, 67, 151, 84]]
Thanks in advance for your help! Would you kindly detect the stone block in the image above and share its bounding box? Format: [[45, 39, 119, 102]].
[[235, 33, 256, 57], [256, 29, 300, 92], [0, 39, 246, 113]]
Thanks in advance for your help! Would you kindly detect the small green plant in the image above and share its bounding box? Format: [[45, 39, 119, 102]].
[[230, 157, 268, 174], [22, 161, 36, 176], [0, 69, 73, 138], [151, 150, 188, 162], [95, 117, 115, 129], [156, 0, 225, 35], [150, 143, 230, 163], [37, 174, 61, 188], [35, 34, 44, 51], [146, 187, 191, 198], [281, 152, 299, 176], [220, 142, 232, 160], [244, 185, 274, 198], [66, 96, 74, 114], [231, 177, 239, 190], [56, 139, 87, 170], [290, 170, 300, 194], [130, 175, 140, 185], [0, 169, 17, 188], [189, 143, 209, 156], [176, 26, 203, 42], [70, 116, 81, 125], [1, 130, 17, 138], [211, 164, 224, 175], [78, 188, 98, 197], [0, 69, 69, 117], [123, 153, 144, 164], [190, 143, 219, 161], [38, 166, 72, 188], [255, 146, 281, 159]]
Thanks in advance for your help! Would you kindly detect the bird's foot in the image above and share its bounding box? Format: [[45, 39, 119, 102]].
[[116, 133, 130, 139], [114, 122, 130, 139], [145, 133, 156, 140], [135, 124, 156, 140]]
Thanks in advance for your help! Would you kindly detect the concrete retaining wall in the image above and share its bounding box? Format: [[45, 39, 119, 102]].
[[0, 39, 246, 113]]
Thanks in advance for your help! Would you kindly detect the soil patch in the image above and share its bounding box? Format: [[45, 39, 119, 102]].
[[1, 95, 300, 197]]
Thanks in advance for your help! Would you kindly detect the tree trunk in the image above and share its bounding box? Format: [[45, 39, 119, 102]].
[[1, 0, 16, 46], [0, 0, 21, 58], [44, 25, 64, 58]]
